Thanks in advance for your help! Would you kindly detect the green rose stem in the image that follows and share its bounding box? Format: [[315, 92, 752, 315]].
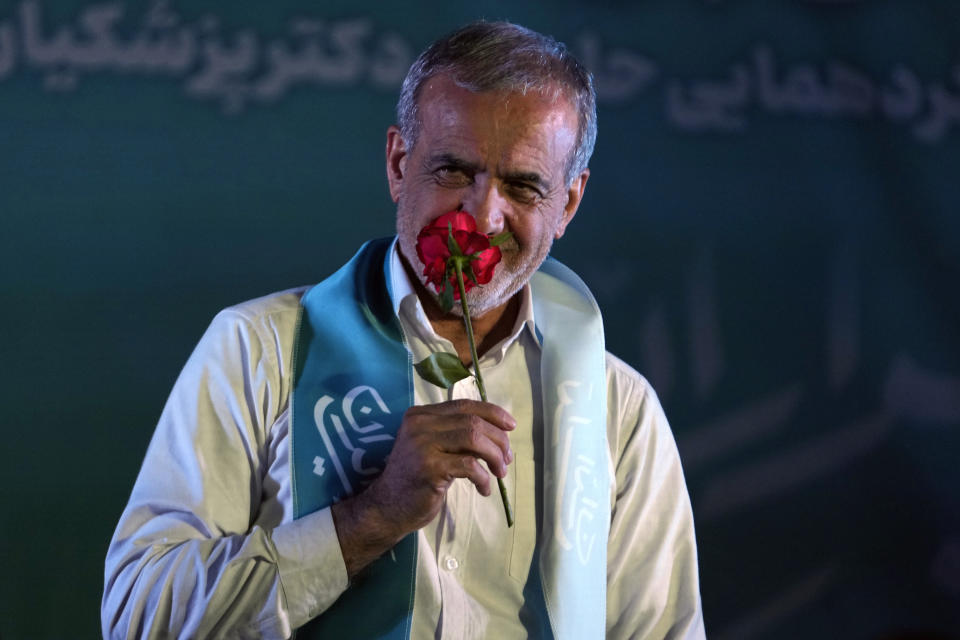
[[453, 259, 515, 528]]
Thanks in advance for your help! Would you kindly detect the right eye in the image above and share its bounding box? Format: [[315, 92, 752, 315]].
[[434, 166, 472, 187]]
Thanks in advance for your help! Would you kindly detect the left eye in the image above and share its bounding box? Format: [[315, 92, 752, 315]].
[[507, 183, 541, 201]]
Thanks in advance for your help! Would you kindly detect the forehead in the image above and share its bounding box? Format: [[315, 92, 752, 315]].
[[415, 75, 578, 171]]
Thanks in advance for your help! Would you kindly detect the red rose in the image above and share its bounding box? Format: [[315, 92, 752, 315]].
[[411, 211, 515, 526], [415, 211, 502, 297]]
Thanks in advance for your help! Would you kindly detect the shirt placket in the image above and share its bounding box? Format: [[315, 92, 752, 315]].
[[436, 372, 482, 640]]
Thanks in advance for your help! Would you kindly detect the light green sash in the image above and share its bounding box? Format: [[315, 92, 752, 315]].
[[291, 238, 609, 639]]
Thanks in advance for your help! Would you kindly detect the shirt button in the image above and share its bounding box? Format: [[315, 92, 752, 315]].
[[444, 557, 459, 571]]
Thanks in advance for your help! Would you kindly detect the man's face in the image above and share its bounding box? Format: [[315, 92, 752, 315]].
[[387, 74, 589, 316]]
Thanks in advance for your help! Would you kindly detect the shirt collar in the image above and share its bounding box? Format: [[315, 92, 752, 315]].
[[388, 237, 415, 317], [387, 237, 541, 359]]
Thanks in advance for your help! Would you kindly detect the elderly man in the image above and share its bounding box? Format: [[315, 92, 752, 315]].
[[103, 21, 705, 639]]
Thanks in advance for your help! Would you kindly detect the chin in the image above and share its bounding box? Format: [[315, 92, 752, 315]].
[[462, 261, 532, 316], [460, 283, 517, 317]]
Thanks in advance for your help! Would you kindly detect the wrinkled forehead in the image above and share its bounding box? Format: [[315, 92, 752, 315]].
[[417, 75, 578, 143]]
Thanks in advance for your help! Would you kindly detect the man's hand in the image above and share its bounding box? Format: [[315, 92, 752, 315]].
[[331, 399, 515, 577]]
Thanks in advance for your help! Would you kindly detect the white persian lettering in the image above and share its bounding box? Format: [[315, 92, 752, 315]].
[[2, 3, 958, 141], [664, 44, 960, 142], [4, 1, 414, 112], [551, 380, 601, 564], [571, 454, 600, 564], [313, 385, 394, 495]]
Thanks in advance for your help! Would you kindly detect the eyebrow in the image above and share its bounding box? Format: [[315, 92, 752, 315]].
[[428, 153, 479, 172]]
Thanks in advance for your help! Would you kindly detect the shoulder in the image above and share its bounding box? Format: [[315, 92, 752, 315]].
[[604, 351, 658, 421], [188, 286, 311, 387], [603, 351, 674, 467], [208, 286, 309, 346], [216, 285, 309, 326]]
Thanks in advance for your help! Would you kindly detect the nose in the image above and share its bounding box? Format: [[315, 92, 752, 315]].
[[463, 177, 506, 236]]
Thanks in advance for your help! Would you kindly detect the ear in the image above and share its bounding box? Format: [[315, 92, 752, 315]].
[[555, 169, 589, 239], [385, 125, 408, 203]]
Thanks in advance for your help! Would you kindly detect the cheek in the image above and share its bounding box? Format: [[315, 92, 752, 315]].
[[407, 181, 466, 213], [509, 211, 561, 248]]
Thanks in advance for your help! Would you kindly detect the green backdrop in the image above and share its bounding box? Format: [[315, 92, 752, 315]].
[[2, 1, 958, 638]]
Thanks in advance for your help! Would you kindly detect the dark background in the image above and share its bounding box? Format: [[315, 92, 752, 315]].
[[2, 1, 958, 638]]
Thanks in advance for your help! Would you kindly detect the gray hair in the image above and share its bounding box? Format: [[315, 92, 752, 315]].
[[396, 21, 597, 186]]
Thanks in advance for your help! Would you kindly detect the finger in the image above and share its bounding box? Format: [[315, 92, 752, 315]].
[[437, 453, 491, 497], [421, 399, 517, 432], [402, 404, 514, 472], [451, 415, 513, 476]]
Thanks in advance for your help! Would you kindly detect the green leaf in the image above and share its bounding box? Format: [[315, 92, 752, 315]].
[[440, 279, 454, 313], [489, 231, 513, 247], [447, 224, 463, 256], [414, 352, 472, 389], [465, 263, 479, 286]]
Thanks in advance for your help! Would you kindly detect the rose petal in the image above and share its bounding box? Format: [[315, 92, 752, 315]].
[[416, 233, 451, 291], [472, 246, 501, 284], [415, 210, 504, 297], [417, 232, 447, 263], [429, 211, 477, 233], [460, 231, 491, 257]]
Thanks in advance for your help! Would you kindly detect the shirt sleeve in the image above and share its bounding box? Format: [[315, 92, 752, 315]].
[[101, 303, 349, 639], [604, 354, 706, 639]]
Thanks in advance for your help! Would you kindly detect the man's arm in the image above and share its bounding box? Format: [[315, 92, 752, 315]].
[[101, 302, 349, 639], [604, 354, 706, 639], [101, 296, 517, 638]]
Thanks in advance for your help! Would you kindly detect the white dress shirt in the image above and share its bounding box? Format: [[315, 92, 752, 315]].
[[102, 241, 705, 639]]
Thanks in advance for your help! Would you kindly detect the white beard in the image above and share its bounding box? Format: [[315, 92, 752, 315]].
[[396, 219, 549, 318]]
